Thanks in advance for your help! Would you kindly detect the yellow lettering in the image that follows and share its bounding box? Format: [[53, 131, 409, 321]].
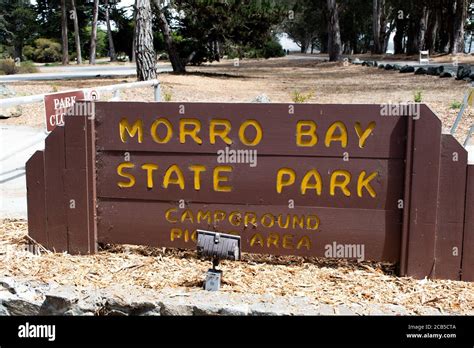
[[180, 119, 202, 144], [296, 120, 318, 147], [325, 121, 348, 148], [357, 171, 377, 198], [297, 236, 311, 250], [189, 165, 206, 190], [165, 208, 178, 223], [354, 121, 375, 148], [197, 210, 211, 224], [250, 233, 264, 247], [267, 233, 279, 248], [210, 119, 232, 145], [170, 228, 182, 241], [163, 164, 185, 189], [151, 118, 173, 144], [330, 170, 351, 196], [276, 168, 296, 193], [117, 162, 136, 188], [261, 213, 275, 228], [301, 169, 322, 195], [282, 234, 294, 249], [119, 118, 143, 143], [213, 166, 232, 192], [238, 120, 263, 146], [141, 163, 158, 188], [181, 210, 194, 223]]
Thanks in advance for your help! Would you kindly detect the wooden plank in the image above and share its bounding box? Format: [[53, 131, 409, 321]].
[[462, 164, 474, 281], [95, 102, 407, 158], [405, 105, 442, 279], [433, 134, 467, 280], [96, 153, 404, 210], [86, 117, 98, 253], [25, 151, 48, 248], [64, 116, 90, 254], [97, 200, 402, 262], [44, 127, 68, 252]]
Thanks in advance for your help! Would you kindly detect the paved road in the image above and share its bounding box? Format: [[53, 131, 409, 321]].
[[0, 63, 173, 82], [0, 125, 47, 218]]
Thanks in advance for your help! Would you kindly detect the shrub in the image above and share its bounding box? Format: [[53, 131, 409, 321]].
[[261, 38, 285, 59], [413, 90, 422, 103], [450, 100, 463, 109], [17, 60, 38, 73], [22, 45, 35, 61], [0, 58, 17, 75], [291, 90, 314, 103], [32, 38, 62, 63]]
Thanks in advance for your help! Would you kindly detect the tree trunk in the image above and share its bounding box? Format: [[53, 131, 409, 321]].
[[61, 0, 69, 65], [105, 0, 116, 61], [452, 0, 467, 53], [152, 0, 186, 73], [393, 18, 405, 54], [89, 0, 99, 65], [135, 0, 157, 80], [131, 0, 137, 63], [418, 5, 429, 50], [71, 0, 82, 64], [327, 0, 342, 61], [425, 2, 440, 52], [372, 0, 382, 54]]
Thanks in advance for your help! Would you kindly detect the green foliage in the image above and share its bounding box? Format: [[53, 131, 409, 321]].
[[30, 38, 62, 63], [0, 58, 16, 74], [450, 100, 463, 109], [17, 60, 38, 73], [291, 90, 314, 103], [414, 90, 422, 103], [163, 90, 173, 102]]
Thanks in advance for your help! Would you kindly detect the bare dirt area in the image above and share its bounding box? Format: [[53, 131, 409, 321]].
[[1, 219, 473, 314], [2, 57, 473, 142]]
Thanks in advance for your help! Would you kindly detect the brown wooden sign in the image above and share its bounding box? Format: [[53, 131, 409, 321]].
[[44, 90, 85, 132], [26, 101, 474, 281]]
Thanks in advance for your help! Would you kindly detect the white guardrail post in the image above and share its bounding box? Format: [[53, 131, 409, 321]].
[[0, 79, 161, 109]]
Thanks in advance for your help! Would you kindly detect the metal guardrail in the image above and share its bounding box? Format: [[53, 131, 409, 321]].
[[0, 79, 161, 108]]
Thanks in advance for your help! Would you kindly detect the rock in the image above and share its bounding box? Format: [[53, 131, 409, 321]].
[[456, 65, 471, 80], [335, 305, 357, 315], [414, 67, 427, 75], [440, 71, 455, 78], [384, 64, 394, 70], [159, 301, 194, 316], [318, 304, 336, 315], [352, 58, 362, 65], [417, 307, 441, 315], [427, 65, 444, 76], [3, 299, 41, 315], [251, 94, 271, 103], [0, 278, 17, 294], [0, 304, 9, 315], [378, 64, 385, 69], [367, 304, 390, 315], [219, 303, 249, 316], [0, 84, 22, 118], [250, 302, 291, 316], [400, 65, 415, 73], [393, 64, 402, 71], [469, 73, 474, 80], [382, 304, 411, 315], [39, 287, 79, 315], [193, 304, 221, 316]]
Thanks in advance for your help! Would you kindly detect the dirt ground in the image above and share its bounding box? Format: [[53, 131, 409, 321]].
[[2, 56, 473, 143], [1, 219, 473, 314]]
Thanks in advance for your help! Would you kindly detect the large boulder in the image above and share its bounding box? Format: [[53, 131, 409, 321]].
[[415, 67, 428, 75], [427, 65, 444, 76], [440, 71, 455, 78], [456, 65, 471, 80], [0, 84, 22, 118], [384, 64, 394, 70], [400, 65, 415, 73], [378, 64, 385, 69]]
